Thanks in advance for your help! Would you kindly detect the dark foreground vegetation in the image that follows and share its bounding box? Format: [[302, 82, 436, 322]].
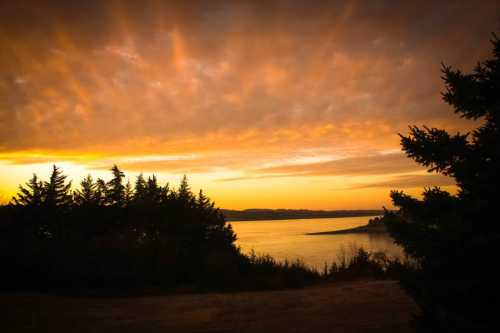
[[1, 280, 416, 333], [0, 167, 318, 292], [0, 166, 399, 294], [382, 35, 500, 331]]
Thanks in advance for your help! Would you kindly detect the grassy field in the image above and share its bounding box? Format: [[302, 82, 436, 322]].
[[1, 280, 417, 333]]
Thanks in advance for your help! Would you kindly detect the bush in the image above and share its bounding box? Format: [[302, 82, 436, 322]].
[[325, 247, 403, 281]]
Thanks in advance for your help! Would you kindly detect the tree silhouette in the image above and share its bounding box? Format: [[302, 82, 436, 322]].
[[12, 174, 44, 207], [134, 173, 147, 203], [95, 178, 107, 206], [106, 165, 125, 206], [177, 174, 192, 202], [197, 189, 212, 210], [74, 174, 97, 206], [44, 165, 72, 208], [384, 34, 500, 331], [124, 180, 133, 205]]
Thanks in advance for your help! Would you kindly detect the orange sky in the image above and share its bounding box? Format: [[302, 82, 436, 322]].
[[0, 1, 498, 209]]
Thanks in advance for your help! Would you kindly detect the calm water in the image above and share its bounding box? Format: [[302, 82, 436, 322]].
[[231, 216, 404, 269]]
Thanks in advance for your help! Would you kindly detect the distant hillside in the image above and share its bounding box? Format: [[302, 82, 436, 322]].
[[221, 209, 383, 221]]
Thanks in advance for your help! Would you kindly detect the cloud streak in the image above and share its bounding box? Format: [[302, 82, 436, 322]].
[[352, 174, 456, 189], [255, 153, 422, 177]]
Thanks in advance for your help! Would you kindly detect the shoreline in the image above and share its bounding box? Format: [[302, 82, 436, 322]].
[[226, 213, 382, 222], [305, 224, 387, 235]]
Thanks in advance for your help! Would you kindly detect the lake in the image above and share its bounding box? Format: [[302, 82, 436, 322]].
[[231, 216, 404, 269]]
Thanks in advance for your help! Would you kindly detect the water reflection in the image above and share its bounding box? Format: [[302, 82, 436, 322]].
[[231, 216, 404, 269]]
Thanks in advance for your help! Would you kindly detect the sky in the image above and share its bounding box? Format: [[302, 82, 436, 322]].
[[0, 0, 499, 209]]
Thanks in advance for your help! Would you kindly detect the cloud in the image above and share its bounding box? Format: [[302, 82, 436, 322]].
[[1, 0, 498, 159], [215, 152, 430, 183], [253, 152, 423, 177], [217, 174, 299, 183], [352, 174, 456, 189]]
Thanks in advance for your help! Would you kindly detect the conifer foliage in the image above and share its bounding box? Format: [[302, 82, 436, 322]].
[[384, 35, 500, 331], [12, 174, 44, 207], [0, 165, 242, 291], [0, 165, 320, 292]]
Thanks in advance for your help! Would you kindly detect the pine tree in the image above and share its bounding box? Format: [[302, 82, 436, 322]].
[[106, 165, 125, 206], [124, 180, 133, 205], [134, 173, 147, 203], [384, 35, 500, 331], [74, 174, 97, 206], [44, 165, 72, 207], [95, 178, 107, 206], [143, 176, 155, 203], [177, 175, 192, 203], [197, 189, 211, 210], [12, 174, 44, 207]]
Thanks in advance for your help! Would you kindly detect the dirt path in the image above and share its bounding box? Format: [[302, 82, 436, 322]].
[[1, 280, 417, 333]]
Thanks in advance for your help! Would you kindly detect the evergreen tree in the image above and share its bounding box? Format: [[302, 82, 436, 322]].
[[145, 175, 162, 204], [44, 165, 72, 207], [95, 178, 107, 206], [12, 174, 44, 207], [134, 173, 147, 203], [197, 189, 212, 210], [106, 165, 125, 206], [384, 35, 500, 331], [74, 174, 97, 206], [124, 180, 133, 205], [177, 175, 193, 204]]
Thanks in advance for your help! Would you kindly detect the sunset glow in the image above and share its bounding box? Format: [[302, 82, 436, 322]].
[[1, 1, 498, 208]]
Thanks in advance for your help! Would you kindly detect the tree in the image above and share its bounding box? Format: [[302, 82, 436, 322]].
[[124, 180, 133, 205], [74, 174, 97, 206], [12, 174, 44, 207], [134, 173, 147, 203], [106, 165, 125, 206], [95, 178, 107, 206], [145, 175, 161, 204], [197, 189, 212, 210], [384, 35, 500, 331], [177, 175, 193, 204], [44, 165, 72, 207]]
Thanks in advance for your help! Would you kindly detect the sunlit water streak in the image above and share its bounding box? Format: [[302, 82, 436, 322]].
[[231, 216, 404, 269]]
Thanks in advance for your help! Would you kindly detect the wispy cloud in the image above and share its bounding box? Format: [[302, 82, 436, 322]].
[[352, 174, 456, 189], [253, 153, 422, 177]]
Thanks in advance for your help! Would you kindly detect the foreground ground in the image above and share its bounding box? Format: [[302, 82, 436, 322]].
[[1, 280, 417, 333]]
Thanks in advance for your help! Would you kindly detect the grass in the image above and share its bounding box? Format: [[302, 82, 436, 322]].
[[1, 280, 417, 333]]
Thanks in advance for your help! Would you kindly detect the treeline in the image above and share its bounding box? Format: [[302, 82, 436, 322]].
[[0, 165, 403, 293], [222, 208, 383, 221], [0, 165, 322, 292]]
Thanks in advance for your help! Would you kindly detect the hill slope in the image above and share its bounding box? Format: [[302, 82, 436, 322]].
[[2, 280, 417, 333]]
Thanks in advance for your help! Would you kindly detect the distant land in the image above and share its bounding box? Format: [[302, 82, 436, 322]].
[[305, 216, 387, 235], [221, 209, 383, 222], [306, 223, 387, 235]]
